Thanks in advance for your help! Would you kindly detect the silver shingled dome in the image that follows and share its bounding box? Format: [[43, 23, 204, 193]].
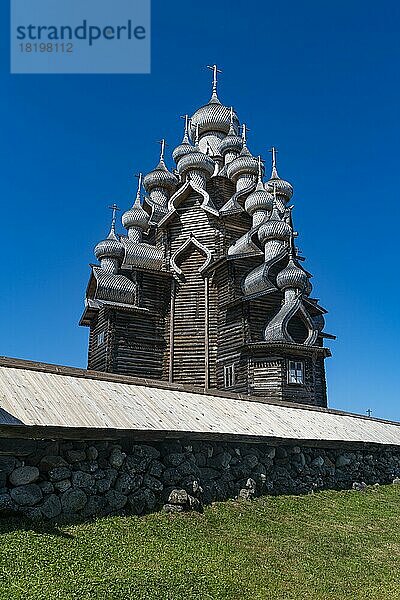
[[143, 160, 178, 193], [245, 181, 274, 216], [177, 151, 215, 177], [276, 258, 308, 291], [258, 208, 292, 244], [266, 166, 294, 200], [172, 140, 198, 165], [94, 228, 124, 261], [219, 125, 243, 156], [190, 97, 240, 139], [122, 199, 149, 231], [226, 148, 259, 182], [173, 116, 198, 165]]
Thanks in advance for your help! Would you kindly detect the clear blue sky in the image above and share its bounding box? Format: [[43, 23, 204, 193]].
[[1, 1, 399, 420]]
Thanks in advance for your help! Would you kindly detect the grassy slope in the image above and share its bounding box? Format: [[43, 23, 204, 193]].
[[0, 486, 399, 600]]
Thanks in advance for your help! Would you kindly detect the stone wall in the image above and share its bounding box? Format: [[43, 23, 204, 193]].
[[0, 437, 400, 520]]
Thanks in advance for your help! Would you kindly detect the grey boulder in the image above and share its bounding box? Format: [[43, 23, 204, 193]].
[[41, 494, 62, 519], [10, 484, 43, 506], [61, 488, 87, 513], [9, 466, 39, 486], [105, 490, 128, 511], [168, 489, 188, 505]]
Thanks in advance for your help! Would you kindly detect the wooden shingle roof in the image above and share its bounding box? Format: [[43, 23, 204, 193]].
[[0, 357, 399, 446]]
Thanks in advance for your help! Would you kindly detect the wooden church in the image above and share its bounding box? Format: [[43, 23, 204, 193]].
[[80, 66, 334, 408]]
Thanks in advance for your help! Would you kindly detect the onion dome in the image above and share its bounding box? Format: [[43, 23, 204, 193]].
[[266, 173, 293, 200], [94, 223, 124, 262], [245, 157, 274, 216], [258, 207, 292, 244], [172, 115, 198, 165], [226, 124, 259, 182], [219, 108, 243, 156], [176, 150, 215, 177], [276, 258, 308, 291], [173, 140, 197, 164], [266, 147, 293, 200], [245, 184, 273, 216], [122, 200, 149, 230], [219, 131, 243, 156], [226, 150, 259, 182], [122, 174, 149, 230], [143, 160, 177, 193], [174, 121, 215, 177], [143, 140, 178, 193], [190, 101, 239, 140], [189, 65, 239, 139]]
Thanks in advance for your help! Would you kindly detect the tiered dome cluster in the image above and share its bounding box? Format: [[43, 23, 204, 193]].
[[93, 66, 311, 298]]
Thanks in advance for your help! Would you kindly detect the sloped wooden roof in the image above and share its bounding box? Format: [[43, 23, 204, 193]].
[[0, 357, 399, 446]]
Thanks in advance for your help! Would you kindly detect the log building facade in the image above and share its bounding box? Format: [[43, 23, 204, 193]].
[[80, 67, 334, 407]]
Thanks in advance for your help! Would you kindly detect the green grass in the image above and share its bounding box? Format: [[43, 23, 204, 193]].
[[1, 485, 399, 600]]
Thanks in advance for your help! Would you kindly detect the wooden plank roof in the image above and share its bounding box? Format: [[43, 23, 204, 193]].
[[0, 357, 399, 446]]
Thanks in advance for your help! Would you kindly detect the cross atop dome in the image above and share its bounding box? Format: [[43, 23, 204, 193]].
[[180, 115, 190, 142], [242, 123, 250, 144], [207, 64, 222, 103], [108, 203, 120, 224], [106, 203, 120, 237], [157, 139, 166, 163], [269, 146, 279, 178], [134, 172, 143, 204], [257, 156, 264, 182]]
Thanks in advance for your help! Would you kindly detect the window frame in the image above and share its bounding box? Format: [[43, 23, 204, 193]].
[[287, 359, 304, 385], [224, 364, 235, 388], [97, 331, 105, 347]]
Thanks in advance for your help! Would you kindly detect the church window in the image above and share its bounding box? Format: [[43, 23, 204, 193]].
[[224, 364, 235, 388], [288, 361, 304, 385], [97, 331, 105, 347]]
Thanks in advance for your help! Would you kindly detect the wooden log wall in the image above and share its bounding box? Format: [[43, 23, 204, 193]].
[[212, 263, 248, 394], [172, 245, 206, 387], [88, 271, 171, 380], [109, 309, 165, 380], [206, 177, 235, 211], [251, 358, 283, 400], [87, 308, 109, 372], [248, 350, 328, 408], [169, 194, 218, 258]]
